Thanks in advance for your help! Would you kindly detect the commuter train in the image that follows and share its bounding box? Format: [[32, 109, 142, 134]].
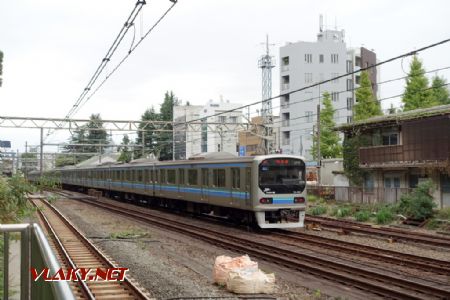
[[29, 153, 307, 229]]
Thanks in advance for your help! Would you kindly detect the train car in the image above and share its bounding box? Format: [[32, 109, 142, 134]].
[[31, 153, 307, 229]]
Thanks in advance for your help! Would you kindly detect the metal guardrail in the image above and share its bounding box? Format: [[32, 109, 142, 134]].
[[1, 223, 75, 300]]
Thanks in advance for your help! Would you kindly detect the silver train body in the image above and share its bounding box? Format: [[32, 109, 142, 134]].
[[30, 154, 307, 229]]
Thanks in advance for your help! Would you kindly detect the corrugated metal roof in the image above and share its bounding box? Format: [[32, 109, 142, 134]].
[[336, 104, 450, 131]]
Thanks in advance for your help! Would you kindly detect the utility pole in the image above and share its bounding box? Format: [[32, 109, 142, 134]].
[[142, 131, 145, 157], [258, 34, 275, 154], [316, 104, 321, 185], [40, 127, 44, 176]]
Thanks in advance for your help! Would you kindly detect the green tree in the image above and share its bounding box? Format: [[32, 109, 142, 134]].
[[0, 50, 3, 87], [311, 92, 342, 159], [353, 71, 382, 121], [85, 113, 109, 154], [402, 56, 436, 111], [398, 180, 436, 220], [118, 134, 132, 163], [159, 91, 181, 160], [430, 75, 450, 105], [135, 106, 160, 159]]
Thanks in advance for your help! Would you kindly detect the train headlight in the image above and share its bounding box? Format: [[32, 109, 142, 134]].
[[259, 198, 273, 204], [294, 197, 306, 204]]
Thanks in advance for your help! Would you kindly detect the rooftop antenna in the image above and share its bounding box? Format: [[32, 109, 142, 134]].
[[319, 14, 323, 32], [258, 34, 275, 154]]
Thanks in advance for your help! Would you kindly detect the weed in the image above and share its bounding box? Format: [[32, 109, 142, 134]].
[[335, 206, 351, 218], [426, 218, 440, 230], [310, 206, 327, 216], [376, 207, 394, 224], [354, 210, 370, 222]]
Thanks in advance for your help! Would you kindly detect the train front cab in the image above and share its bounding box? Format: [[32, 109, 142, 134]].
[[253, 156, 307, 229]]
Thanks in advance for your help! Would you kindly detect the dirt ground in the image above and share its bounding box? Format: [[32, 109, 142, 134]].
[[49, 197, 378, 300]]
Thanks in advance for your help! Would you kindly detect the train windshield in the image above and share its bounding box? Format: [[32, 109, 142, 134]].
[[258, 158, 306, 194]]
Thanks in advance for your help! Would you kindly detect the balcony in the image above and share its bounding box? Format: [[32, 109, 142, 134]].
[[359, 145, 404, 167]]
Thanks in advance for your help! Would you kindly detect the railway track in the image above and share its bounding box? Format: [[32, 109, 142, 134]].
[[55, 191, 450, 299], [305, 215, 450, 248], [271, 230, 450, 275], [31, 196, 151, 300]]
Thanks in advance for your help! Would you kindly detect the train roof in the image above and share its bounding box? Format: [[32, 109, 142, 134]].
[[49, 153, 305, 172]]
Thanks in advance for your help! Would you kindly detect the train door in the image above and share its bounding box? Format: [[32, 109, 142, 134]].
[[244, 167, 252, 208], [178, 169, 185, 199], [201, 168, 209, 202]]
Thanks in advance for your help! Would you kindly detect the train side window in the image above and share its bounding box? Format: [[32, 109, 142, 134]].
[[188, 169, 198, 186], [167, 170, 176, 184], [150, 170, 154, 183], [138, 170, 143, 182], [178, 169, 185, 185], [145, 169, 149, 183], [213, 169, 226, 188], [231, 168, 240, 189], [201, 169, 208, 186]]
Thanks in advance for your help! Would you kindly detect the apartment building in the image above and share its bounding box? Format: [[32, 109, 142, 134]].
[[173, 99, 243, 159], [279, 19, 377, 160]]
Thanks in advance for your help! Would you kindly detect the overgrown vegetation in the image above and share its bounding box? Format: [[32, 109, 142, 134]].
[[310, 206, 327, 216], [0, 174, 35, 298], [0, 174, 35, 223], [354, 210, 371, 222], [397, 180, 436, 220], [35, 176, 61, 191]]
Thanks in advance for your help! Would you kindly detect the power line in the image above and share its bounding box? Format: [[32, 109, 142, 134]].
[[69, 0, 179, 118], [184, 38, 450, 125]]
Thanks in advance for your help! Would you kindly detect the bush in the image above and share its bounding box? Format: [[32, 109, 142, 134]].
[[331, 206, 351, 218], [398, 180, 436, 220], [376, 207, 394, 224], [355, 210, 371, 222], [310, 206, 327, 216], [436, 208, 450, 220]]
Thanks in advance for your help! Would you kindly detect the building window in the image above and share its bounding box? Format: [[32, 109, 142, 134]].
[[282, 95, 290, 108], [384, 176, 400, 188], [229, 116, 237, 123], [355, 75, 361, 85], [364, 174, 374, 192], [331, 92, 339, 102], [319, 54, 324, 63], [319, 73, 324, 82], [305, 73, 313, 83], [382, 133, 398, 145], [281, 56, 289, 71], [331, 54, 339, 64], [282, 75, 290, 91], [305, 53, 312, 63], [346, 60, 353, 73], [218, 116, 226, 123], [347, 97, 353, 110], [305, 111, 313, 123], [346, 79, 353, 91], [282, 131, 290, 146], [355, 56, 361, 67], [347, 116, 353, 123]]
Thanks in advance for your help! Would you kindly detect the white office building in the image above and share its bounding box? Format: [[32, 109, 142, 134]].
[[173, 98, 243, 159], [279, 20, 378, 160]]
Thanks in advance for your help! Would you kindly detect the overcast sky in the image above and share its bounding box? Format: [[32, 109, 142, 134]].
[[1, 0, 449, 153]]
